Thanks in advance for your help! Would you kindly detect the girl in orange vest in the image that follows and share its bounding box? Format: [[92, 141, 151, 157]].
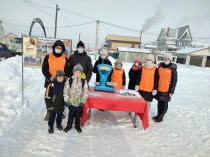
[[135, 54, 158, 110], [153, 53, 177, 122], [111, 59, 126, 90]]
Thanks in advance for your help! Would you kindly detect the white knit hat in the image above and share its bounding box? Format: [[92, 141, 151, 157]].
[[163, 53, 172, 61], [146, 54, 155, 62], [100, 49, 108, 56]]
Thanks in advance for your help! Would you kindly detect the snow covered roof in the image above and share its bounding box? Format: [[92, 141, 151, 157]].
[[175, 47, 209, 54], [117, 47, 151, 53], [145, 45, 157, 49], [167, 45, 177, 49]]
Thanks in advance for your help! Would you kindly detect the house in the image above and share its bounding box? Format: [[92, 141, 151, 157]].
[[104, 35, 140, 51], [117, 47, 151, 62], [1, 33, 22, 52], [157, 26, 193, 51], [175, 47, 210, 67]]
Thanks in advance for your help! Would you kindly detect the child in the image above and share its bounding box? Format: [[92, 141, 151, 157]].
[[93, 48, 112, 83], [44, 70, 65, 134], [63, 64, 89, 133], [128, 57, 142, 90], [135, 54, 158, 110], [111, 59, 126, 90]]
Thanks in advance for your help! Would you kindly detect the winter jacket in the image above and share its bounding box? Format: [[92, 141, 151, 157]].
[[63, 75, 89, 107], [68, 50, 93, 83], [93, 56, 112, 82], [128, 64, 142, 90], [154, 62, 177, 102], [136, 65, 158, 102], [42, 53, 70, 88], [44, 80, 65, 113]]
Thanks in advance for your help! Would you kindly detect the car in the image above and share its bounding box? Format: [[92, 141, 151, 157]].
[[0, 43, 21, 61]]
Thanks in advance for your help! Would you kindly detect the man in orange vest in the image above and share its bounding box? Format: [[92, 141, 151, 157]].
[[42, 40, 70, 120]]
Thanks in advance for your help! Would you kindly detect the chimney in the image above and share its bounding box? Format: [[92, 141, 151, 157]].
[[166, 27, 170, 37]]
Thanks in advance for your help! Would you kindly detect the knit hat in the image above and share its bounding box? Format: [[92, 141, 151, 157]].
[[163, 53, 172, 61], [134, 57, 141, 63], [77, 41, 85, 49], [73, 64, 83, 73], [146, 54, 155, 62], [114, 59, 123, 66], [53, 40, 66, 52], [100, 49, 108, 56], [55, 70, 65, 78]]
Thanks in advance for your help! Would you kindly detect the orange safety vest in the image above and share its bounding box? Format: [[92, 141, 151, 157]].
[[158, 66, 172, 92], [139, 66, 156, 92], [48, 53, 66, 76], [111, 68, 124, 90]]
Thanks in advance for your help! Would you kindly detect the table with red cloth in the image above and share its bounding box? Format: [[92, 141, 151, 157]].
[[81, 87, 149, 129]]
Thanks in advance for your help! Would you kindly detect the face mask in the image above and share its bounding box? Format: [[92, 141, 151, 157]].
[[146, 61, 152, 64], [100, 55, 106, 59], [134, 63, 139, 66], [55, 49, 62, 54], [164, 61, 170, 65], [78, 48, 84, 53]]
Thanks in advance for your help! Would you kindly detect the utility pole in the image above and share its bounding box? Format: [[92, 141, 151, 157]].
[[0, 20, 2, 43], [95, 20, 99, 60], [139, 30, 142, 48], [54, 4, 60, 38]]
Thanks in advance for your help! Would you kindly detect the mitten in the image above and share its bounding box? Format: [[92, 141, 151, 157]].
[[152, 90, 157, 96], [135, 85, 139, 91], [50, 76, 56, 81], [65, 102, 70, 107]]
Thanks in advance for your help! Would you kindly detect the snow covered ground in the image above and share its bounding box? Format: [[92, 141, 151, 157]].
[[0, 55, 210, 157]]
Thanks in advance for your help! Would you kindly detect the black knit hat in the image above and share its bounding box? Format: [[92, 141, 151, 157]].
[[53, 40, 66, 52], [77, 41, 85, 49]]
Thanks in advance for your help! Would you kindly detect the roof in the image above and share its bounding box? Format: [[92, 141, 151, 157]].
[[106, 35, 140, 42], [145, 45, 157, 49], [117, 47, 151, 53], [175, 47, 208, 54]]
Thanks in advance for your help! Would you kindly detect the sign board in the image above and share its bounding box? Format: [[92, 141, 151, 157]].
[[22, 35, 72, 66]]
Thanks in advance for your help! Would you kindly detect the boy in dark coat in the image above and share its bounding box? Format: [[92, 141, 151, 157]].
[[128, 57, 142, 90], [93, 49, 112, 83], [45, 70, 65, 134]]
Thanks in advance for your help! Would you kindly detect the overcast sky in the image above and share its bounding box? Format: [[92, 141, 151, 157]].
[[0, 0, 210, 49]]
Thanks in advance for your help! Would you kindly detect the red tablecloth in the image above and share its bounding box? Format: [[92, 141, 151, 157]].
[[81, 87, 149, 129]]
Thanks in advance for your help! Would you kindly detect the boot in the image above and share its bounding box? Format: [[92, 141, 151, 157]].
[[63, 125, 72, 133], [57, 125, 63, 131], [48, 126, 54, 134], [154, 115, 163, 123], [152, 115, 159, 121], [75, 124, 82, 133], [44, 111, 50, 121]]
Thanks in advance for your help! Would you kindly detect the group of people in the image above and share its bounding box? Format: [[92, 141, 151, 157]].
[[42, 39, 177, 134]]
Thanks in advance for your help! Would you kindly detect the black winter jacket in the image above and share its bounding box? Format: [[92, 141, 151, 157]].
[[93, 57, 112, 82], [69, 50, 93, 83], [128, 67, 141, 90], [155, 62, 177, 102]]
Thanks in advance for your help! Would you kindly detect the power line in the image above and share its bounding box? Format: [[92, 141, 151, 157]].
[[23, 0, 55, 8], [22, 0, 54, 17]]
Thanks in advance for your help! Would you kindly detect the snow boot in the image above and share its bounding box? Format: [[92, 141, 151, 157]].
[[63, 125, 72, 133], [75, 124, 82, 133], [57, 125, 63, 131], [152, 115, 159, 121], [154, 115, 163, 123], [48, 126, 54, 134], [44, 111, 50, 121]]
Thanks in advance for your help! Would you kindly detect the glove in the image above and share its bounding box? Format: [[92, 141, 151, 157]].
[[47, 106, 54, 111], [135, 85, 139, 91], [50, 76, 56, 81], [65, 102, 70, 107], [80, 103, 84, 107], [152, 90, 157, 96]]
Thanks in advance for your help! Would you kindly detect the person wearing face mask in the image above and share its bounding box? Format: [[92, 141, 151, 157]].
[[128, 57, 142, 90], [111, 59, 126, 90], [93, 49, 112, 83], [68, 41, 93, 83], [135, 54, 158, 111], [153, 53, 177, 122], [42, 40, 70, 121]]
